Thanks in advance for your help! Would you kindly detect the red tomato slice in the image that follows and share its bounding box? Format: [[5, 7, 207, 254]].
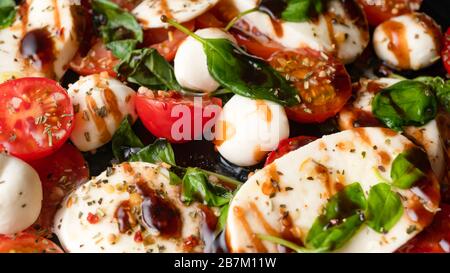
[[70, 40, 119, 77], [442, 28, 450, 75], [231, 30, 284, 60], [265, 136, 318, 166], [397, 204, 450, 253], [0, 78, 74, 161], [143, 21, 195, 62], [136, 90, 222, 143], [0, 233, 63, 253], [29, 143, 89, 233], [269, 49, 352, 124], [357, 0, 423, 26]]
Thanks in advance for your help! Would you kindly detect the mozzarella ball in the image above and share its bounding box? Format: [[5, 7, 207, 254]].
[[215, 95, 290, 167], [68, 73, 137, 152], [174, 28, 236, 93], [0, 154, 43, 234], [373, 13, 442, 71]]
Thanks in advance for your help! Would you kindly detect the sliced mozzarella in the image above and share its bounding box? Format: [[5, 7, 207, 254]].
[[54, 162, 217, 253], [228, 0, 369, 64], [68, 73, 137, 152], [215, 95, 290, 167], [0, 0, 81, 82], [373, 13, 442, 71], [174, 28, 236, 93], [226, 128, 440, 253], [133, 0, 220, 29], [338, 78, 446, 180], [0, 154, 42, 234]]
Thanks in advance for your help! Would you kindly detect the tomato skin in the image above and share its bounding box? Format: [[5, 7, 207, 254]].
[[231, 30, 284, 60], [136, 90, 222, 143], [70, 40, 119, 77], [29, 143, 89, 233], [0, 78, 74, 161], [397, 204, 450, 253], [357, 0, 423, 26], [442, 28, 450, 75], [269, 49, 352, 124], [0, 233, 63, 253], [265, 136, 318, 166]]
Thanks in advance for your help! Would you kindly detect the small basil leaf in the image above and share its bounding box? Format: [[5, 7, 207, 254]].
[[366, 183, 404, 233], [181, 167, 232, 207], [0, 0, 16, 29], [111, 117, 144, 162], [129, 139, 176, 166], [116, 48, 181, 91], [204, 38, 300, 106], [106, 39, 138, 59], [415, 76, 450, 113], [169, 171, 182, 186], [281, 0, 325, 22], [217, 204, 229, 232], [306, 183, 367, 251], [391, 148, 428, 189], [372, 80, 438, 131]]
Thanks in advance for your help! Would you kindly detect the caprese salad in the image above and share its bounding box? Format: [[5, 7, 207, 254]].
[[0, 0, 449, 254]]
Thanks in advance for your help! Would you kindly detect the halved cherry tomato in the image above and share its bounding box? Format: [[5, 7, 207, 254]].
[[29, 143, 89, 233], [143, 21, 195, 62], [70, 40, 119, 77], [0, 78, 74, 161], [265, 136, 318, 166], [397, 204, 450, 253], [136, 90, 222, 143], [0, 233, 63, 253], [442, 28, 450, 75], [357, 0, 423, 26], [231, 30, 284, 60], [269, 49, 352, 124]]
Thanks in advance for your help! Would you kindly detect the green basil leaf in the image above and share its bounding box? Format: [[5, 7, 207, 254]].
[[306, 183, 367, 251], [111, 117, 144, 162], [217, 204, 229, 232], [366, 183, 404, 233], [181, 167, 232, 207], [106, 39, 138, 59], [415, 76, 450, 113], [258, 234, 320, 253], [391, 148, 427, 189], [204, 38, 300, 106], [0, 0, 16, 29], [281, 0, 325, 22], [92, 0, 143, 57], [129, 139, 176, 166], [372, 80, 438, 131], [116, 48, 181, 91]]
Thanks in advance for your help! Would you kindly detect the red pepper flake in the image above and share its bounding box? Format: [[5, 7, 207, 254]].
[[87, 212, 100, 224], [134, 231, 143, 243], [183, 235, 200, 252]]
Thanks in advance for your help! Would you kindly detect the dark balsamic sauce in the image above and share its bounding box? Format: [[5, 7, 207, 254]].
[[259, 0, 287, 19], [20, 28, 55, 72]]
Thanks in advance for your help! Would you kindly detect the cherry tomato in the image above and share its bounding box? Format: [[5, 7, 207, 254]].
[[195, 12, 226, 29], [442, 28, 450, 75], [143, 21, 195, 62], [136, 90, 222, 143], [231, 30, 284, 60], [0, 233, 63, 253], [269, 49, 352, 124], [70, 40, 119, 77], [0, 78, 74, 161], [357, 0, 422, 26], [397, 204, 450, 253], [29, 143, 89, 233], [265, 136, 318, 166]]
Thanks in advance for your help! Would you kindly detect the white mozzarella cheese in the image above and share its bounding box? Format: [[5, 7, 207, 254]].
[[133, 0, 220, 29], [0, 0, 81, 82], [54, 162, 218, 253], [229, 0, 369, 64], [226, 128, 440, 253], [373, 13, 442, 71], [0, 154, 43, 234], [337, 78, 446, 180], [68, 73, 137, 152], [174, 28, 236, 93], [215, 95, 290, 167]]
